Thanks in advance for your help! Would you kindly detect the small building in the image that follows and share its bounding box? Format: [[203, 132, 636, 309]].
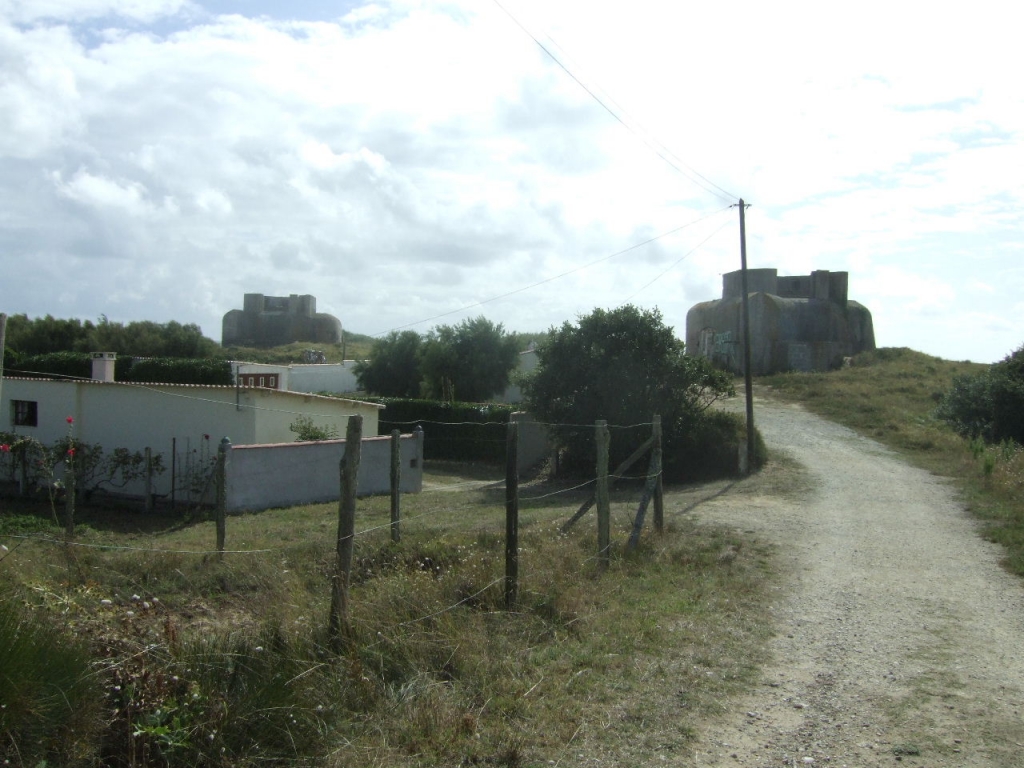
[[222, 293, 343, 348], [686, 268, 875, 375], [232, 360, 362, 395], [0, 352, 390, 505]]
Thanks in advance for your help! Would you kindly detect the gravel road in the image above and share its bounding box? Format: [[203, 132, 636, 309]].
[[694, 394, 1024, 767]]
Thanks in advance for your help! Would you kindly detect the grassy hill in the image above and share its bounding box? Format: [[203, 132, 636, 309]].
[[761, 347, 1024, 575], [219, 332, 376, 363]]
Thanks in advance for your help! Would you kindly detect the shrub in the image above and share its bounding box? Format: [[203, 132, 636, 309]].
[[522, 305, 742, 481], [368, 398, 517, 463], [936, 344, 1024, 444]]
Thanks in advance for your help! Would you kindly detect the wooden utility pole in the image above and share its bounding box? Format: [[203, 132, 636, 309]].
[[738, 199, 755, 474]]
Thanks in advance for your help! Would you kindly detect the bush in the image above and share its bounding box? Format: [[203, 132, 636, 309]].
[[122, 357, 233, 385], [368, 398, 518, 463], [522, 306, 742, 481], [936, 344, 1024, 444]]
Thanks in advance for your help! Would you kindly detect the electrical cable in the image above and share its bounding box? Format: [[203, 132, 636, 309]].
[[376, 205, 732, 335], [490, 0, 739, 204]]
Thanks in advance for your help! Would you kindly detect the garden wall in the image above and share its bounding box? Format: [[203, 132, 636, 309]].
[[224, 431, 424, 512]]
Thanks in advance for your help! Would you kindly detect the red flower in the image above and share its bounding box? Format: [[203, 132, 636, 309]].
[[67, 448, 76, 457], [0, 444, 10, 453], [203, 434, 210, 440], [66, 416, 74, 424]]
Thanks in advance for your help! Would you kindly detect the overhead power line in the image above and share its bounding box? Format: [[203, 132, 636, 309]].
[[375, 205, 732, 335], [624, 217, 734, 302], [490, 0, 738, 204]]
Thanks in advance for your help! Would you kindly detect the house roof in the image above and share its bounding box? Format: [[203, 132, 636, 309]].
[[0, 376, 384, 410]]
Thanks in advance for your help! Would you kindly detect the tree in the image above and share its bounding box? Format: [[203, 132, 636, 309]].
[[523, 305, 736, 480], [419, 316, 520, 403], [354, 331, 424, 398], [2, 313, 219, 358]]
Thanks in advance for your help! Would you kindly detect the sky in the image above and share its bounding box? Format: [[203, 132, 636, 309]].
[[1, 0, 1021, 363]]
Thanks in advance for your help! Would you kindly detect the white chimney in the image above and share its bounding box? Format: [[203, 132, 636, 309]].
[[91, 352, 116, 382]]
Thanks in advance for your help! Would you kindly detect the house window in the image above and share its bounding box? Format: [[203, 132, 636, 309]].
[[238, 373, 279, 389], [13, 400, 38, 427]]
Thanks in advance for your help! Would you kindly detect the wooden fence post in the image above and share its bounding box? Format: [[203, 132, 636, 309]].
[[329, 414, 362, 652], [216, 437, 230, 559], [144, 447, 154, 513], [596, 420, 610, 572], [505, 420, 519, 610], [390, 429, 401, 543], [561, 434, 654, 533], [652, 415, 664, 534], [628, 415, 662, 549]]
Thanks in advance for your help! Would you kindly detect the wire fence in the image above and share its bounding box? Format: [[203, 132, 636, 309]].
[[1, 412, 675, 641]]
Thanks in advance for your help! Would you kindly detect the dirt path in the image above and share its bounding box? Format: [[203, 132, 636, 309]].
[[694, 395, 1024, 767]]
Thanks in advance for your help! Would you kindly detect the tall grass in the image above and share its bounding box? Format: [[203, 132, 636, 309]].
[[1, 592, 105, 766], [0, 461, 780, 766], [763, 346, 1024, 574]]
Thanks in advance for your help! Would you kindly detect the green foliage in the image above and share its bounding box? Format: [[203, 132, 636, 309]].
[[1, 432, 164, 501], [936, 344, 1024, 444], [122, 357, 233, 385], [8, 351, 92, 380], [9, 352, 232, 385], [356, 319, 523, 403], [0, 595, 104, 765], [370, 397, 517, 462], [523, 305, 736, 481], [2, 313, 218, 358], [289, 415, 340, 441], [355, 330, 424, 397], [420, 317, 520, 402]]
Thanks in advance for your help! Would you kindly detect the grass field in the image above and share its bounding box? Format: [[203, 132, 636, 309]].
[[0, 459, 785, 766], [4, 345, 1021, 766]]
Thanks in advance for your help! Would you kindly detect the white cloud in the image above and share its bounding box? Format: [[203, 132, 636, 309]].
[[0, 0, 1021, 363], [53, 168, 172, 217], [2, 0, 192, 24]]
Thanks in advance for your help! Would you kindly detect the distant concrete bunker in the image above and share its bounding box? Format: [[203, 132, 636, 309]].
[[222, 293, 342, 348], [686, 268, 875, 375]]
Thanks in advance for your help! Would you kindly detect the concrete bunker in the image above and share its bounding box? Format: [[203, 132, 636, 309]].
[[685, 268, 875, 375], [222, 293, 343, 348]]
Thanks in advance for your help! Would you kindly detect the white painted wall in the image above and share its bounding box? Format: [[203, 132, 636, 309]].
[[288, 362, 361, 394], [0, 378, 382, 499], [224, 430, 424, 512]]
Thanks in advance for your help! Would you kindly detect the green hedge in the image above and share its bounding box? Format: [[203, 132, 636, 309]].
[[8, 353, 232, 386], [364, 398, 518, 463], [6, 351, 92, 380], [124, 358, 232, 385]]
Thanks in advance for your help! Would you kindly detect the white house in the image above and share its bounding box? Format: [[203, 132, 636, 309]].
[[231, 360, 362, 395], [0, 353, 387, 504]]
